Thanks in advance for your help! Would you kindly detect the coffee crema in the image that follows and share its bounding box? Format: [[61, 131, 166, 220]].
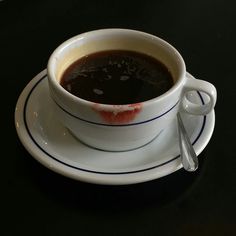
[[60, 50, 174, 105]]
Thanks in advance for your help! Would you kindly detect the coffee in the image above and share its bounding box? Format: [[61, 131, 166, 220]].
[[60, 50, 173, 104]]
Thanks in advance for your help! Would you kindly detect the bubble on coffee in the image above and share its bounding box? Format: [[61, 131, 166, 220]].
[[60, 50, 174, 104]]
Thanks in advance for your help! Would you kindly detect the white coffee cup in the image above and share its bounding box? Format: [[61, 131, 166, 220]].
[[47, 29, 217, 151]]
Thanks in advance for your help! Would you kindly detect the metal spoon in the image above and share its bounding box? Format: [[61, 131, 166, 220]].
[[177, 113, 198, 171]]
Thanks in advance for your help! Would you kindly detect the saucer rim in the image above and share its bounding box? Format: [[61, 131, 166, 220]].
[[15, 70, 215, 185]]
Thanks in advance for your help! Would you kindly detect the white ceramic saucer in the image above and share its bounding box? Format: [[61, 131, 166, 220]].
[[15, 70, 215, 185]]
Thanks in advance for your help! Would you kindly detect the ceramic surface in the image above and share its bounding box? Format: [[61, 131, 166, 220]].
[[47, 29, 216, 151]]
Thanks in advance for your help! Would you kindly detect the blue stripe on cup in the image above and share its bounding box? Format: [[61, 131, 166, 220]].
[[52, 95, 180, 127]]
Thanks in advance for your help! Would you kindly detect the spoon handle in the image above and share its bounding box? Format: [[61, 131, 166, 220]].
[[177, 113, 198, 172]]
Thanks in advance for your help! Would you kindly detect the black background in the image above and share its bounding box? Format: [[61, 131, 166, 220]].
[[2, 0, 236, 235]]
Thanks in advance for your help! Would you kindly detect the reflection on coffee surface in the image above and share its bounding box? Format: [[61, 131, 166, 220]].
[[60, 50, 173, 104]]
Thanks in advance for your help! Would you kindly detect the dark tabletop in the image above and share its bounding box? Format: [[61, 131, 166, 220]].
[[2, 0, 236, 235]]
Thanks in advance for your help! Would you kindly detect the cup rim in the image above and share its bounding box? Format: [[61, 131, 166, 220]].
[[47, 28, 186, 108]]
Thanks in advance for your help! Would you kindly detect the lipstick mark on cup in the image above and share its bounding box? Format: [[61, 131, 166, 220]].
[[92, 103, 142, 124]]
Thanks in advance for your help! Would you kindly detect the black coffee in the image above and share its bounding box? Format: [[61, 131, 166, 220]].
[[60, 50, 173, 104]]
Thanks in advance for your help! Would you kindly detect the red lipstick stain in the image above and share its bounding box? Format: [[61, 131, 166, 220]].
[[93, 103, 142, 124]]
